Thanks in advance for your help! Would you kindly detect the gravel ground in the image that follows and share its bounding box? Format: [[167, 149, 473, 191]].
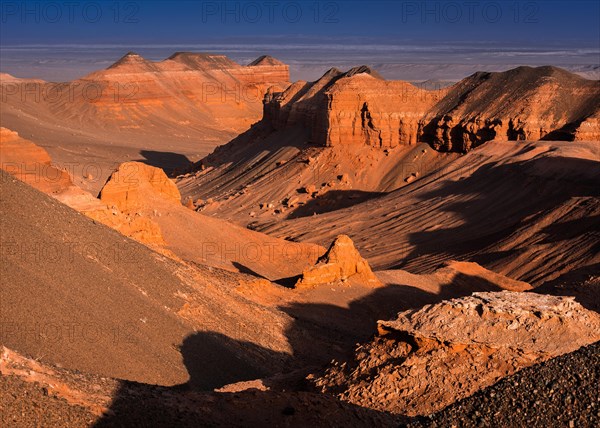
[[0, 373, 97, 428], [408, 341, 600, 427]]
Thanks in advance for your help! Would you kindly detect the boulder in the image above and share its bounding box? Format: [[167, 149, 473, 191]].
[[312, 291, 600, 416], [99, 162, 181, 211], [296, 235, 381, 288]]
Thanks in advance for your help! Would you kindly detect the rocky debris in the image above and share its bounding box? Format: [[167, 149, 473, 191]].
[[1, 345, 398, 427], [1, 371, 98, 427], [99, 162, 181, 211], [296, 235, 381, 288], [301, 184, 317, 195], [311, 291, 600, 416], [409, 341, 600, 427]]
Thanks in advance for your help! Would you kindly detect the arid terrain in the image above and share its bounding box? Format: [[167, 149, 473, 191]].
[[1, 53, 599, 427]]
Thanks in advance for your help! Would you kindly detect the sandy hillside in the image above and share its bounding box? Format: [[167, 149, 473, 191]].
[[177, 65, 599, 231], [257, 140, 600, 286], [0, 53, 290, 194], [2, 57, 599, 427]]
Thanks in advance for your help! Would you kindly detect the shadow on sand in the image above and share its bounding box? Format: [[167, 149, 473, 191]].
[[139, 150, 194, 177], [391, 156, 600, 283], [93, 271, 518, 426]]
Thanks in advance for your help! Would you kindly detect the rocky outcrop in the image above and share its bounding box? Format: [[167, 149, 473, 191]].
[[99, 162, 181, 211], [2, 52, 290, 141], [311, 291, 600, 416], [574, 111, 600, 141], [296, 235, 381, 288], [262, 65, 599, 153], [264, 66, 440, 148], [418, 66, 600, 151], [0, 128, 72, 193], [87, 52, 289, 115], [0, 131, 166, 246]]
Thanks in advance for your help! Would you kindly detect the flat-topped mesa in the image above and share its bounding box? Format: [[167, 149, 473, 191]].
[[41, 51, 291, 138], [263, 65, 442, 148], [231, 55, 290, 87], [166, 52, 241, 69]]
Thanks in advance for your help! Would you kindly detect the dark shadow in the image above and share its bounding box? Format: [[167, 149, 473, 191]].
[[540, 118, 585, 141], [231, 261, 269, 279], [180, 333, 272, 391], [139, 150, 193, 177], [391, 156, 600, 285], [532, 262, 600, 313], [286, 190, 386, 219], [232, 262, 298, 289], [273, 274, 302, 289], [94, 269, 508, 426]]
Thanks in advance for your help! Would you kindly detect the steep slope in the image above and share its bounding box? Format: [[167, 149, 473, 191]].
[[0, 52, 290, 193], [0, 169, 306, 388], [0, 346, 397, 428], [98, 161, 324, 279], [2, 169, 544, 394], [257, 140, 600, 286], [419, 66, 600, 151], [0, 127, 166, 246], [1, 127, 322, 278], [177, 66, 598, 229], [0, 169, 195, 385], [177, 66, 457, 226]]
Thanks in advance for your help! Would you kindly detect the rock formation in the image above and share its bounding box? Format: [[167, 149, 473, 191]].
[[312, 291, 600, 416], [75, 51, 289, 133], [257, 139, 600, 286], [0, 52, 291, 192], [0, 127, 71, 193], [418, 66, 600, 151], [0, 129, 166, 246], [264, 66, 440, 148], [99, 161, 181, 211], [263, 65, 599, 153], [296, 235, 381, 287]]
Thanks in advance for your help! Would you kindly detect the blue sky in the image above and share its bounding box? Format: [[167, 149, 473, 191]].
[[1, 1, 599, 81]]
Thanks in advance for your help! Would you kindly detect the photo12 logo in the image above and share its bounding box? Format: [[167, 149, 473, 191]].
[[400, 1, 540, 24], [0, 1, 141, 24], [201, 1, 340, 24]]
